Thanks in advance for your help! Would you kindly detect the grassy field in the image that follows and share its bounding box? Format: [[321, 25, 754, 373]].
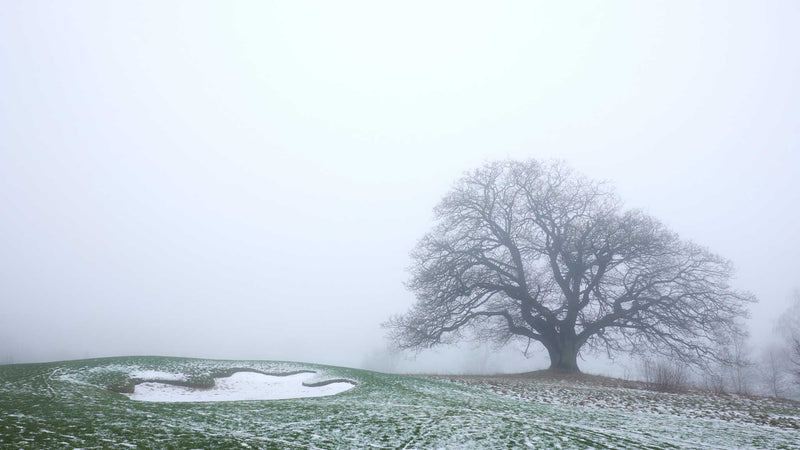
[[1, 356, 798, 449]]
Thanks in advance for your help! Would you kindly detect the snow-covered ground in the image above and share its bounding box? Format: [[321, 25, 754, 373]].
[[128, 369, 186, 382], [125, 371, 354, 402]]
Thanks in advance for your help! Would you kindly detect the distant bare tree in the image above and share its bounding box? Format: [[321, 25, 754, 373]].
[[777, 289, 800, 385], [386, 160, 754, 372], [760, 345, 786, 398], [727, 330, 753, 394]]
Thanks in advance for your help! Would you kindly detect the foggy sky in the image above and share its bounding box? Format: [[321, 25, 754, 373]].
[[2, 1, 799, 374]]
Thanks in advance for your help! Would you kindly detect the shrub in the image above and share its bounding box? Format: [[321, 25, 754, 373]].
[[640, 359, 689, 392]]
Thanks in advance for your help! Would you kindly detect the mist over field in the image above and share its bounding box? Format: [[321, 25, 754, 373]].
[[1, 1, 799, 376]]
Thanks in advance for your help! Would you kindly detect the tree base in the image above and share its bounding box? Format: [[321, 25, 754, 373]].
[[547, 364, 581, 373]]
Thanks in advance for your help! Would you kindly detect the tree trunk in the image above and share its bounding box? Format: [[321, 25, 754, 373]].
[[545, 336, 581, 372]]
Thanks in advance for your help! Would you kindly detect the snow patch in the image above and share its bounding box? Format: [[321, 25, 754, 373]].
[[128, 370, 186, 381], [124, 371, 355, 402]]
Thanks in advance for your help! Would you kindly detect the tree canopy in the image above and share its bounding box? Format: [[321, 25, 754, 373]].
[[387, 160, 753, 371]]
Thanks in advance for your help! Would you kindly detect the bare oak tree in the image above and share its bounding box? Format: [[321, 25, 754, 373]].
[[386, 160, 753, 372]]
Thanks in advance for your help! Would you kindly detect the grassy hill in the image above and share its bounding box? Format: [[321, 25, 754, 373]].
[[1, 356, 798, 448]]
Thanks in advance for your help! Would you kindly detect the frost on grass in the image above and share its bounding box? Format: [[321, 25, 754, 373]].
[[2, 356, 799, 449], [125, 371, 355, 402]]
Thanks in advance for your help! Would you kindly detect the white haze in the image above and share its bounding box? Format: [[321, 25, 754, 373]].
[[1, 1, 799, 375]]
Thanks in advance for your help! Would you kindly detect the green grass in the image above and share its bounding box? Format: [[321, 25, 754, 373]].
[[1, 356, 798, 449]]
